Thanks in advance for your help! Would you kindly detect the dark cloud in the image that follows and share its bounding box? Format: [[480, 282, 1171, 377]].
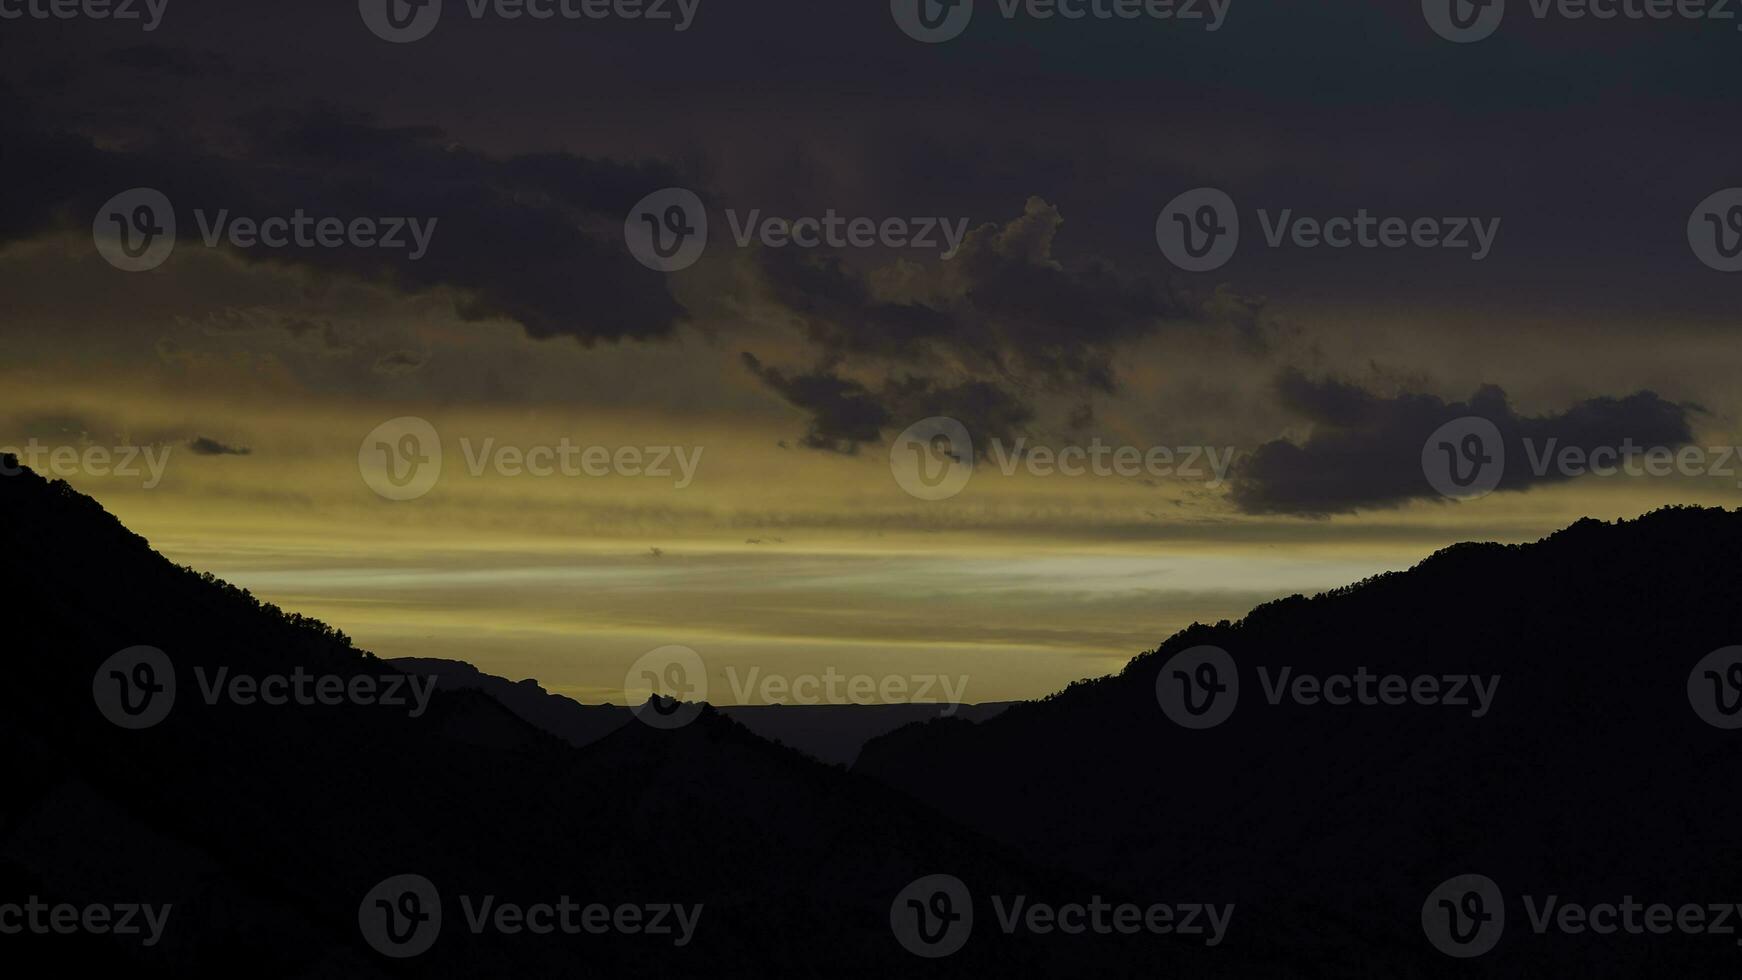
[[879, 374, 1037, 457], [187, 437, 252, 457], [754, 197, 1220, 393], [0, 94, 691, 347], [754, 250, 958, 363], [741, 353, 1033, 456], [1231, 372, 1697, 516], [739, 354, 890, 453], [744, 198, 1259, 452]]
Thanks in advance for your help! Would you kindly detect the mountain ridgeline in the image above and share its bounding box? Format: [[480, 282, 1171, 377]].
[[0, 460, 1194, 977], [394, 657, 1011, 766], [855, 507, 1742, 973], [5, 456, 1741, 975]]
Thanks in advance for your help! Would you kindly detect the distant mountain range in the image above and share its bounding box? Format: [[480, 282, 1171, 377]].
[[395, 657, 1011, 766], [6, 455, 1741, 975]]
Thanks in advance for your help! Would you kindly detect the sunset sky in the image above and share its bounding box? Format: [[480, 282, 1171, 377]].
[[4, 1, 1740, 702]]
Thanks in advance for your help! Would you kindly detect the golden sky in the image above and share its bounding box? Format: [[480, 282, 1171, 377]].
[[6, 234, 1739, 703], [8, 14, 1742, 703]]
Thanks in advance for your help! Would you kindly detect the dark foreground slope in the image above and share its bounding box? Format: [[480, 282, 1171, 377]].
[[0, 463, 1238, 978], [857, 507, 1742, 975]]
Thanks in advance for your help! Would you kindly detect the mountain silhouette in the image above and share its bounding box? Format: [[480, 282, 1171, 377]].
[[856, 506, 1742, 974], [395, 657, 1011, 766], [0, 459, 1236, 976], [9, 457, 1742, 974]]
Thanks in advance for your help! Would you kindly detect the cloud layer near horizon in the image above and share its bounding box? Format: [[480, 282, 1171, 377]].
[[1231, 372, 1698, 516]]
